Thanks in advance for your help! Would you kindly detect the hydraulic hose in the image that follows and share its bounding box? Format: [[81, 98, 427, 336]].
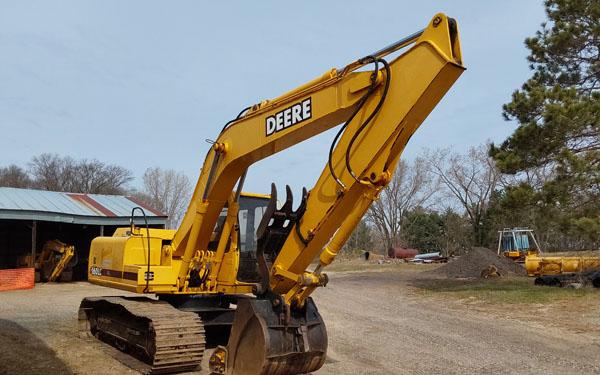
[[130, 207, 151, 293], [327, 56, 391, 189], [220, 106, 252, 134], [345, 57, 391, 182]]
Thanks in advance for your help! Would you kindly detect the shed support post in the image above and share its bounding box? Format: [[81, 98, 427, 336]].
[[100, 225, 104, 236], [31, 220, 37, 268]]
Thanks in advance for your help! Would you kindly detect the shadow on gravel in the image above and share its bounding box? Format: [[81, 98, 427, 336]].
[[0, 319, 73, 375]]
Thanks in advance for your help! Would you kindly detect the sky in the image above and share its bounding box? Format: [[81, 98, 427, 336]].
[[0, 1, 546, 195]]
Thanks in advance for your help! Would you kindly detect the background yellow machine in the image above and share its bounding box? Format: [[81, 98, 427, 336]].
[[497, 228, 541, 262], [19, 239, 76, 282], [78, 13, 464, 374], [39, 239, 75, 282], [498, 228, 600, 277]]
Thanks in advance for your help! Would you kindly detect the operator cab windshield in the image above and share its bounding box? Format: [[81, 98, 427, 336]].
[[208, 194, 270, 282], [500, 229, 538, 253], [209, 195, 269, 251], [237, 195, 269, 252], [237, 195, 270, 282]]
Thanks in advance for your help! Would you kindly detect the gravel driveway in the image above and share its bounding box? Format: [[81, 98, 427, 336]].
[[1, 270, 599, 375]]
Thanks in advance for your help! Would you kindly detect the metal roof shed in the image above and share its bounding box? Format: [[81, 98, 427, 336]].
[[0, 187, 167, 277], [0, 187, 167, 225]]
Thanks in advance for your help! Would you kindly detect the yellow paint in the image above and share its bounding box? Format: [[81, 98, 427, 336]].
[[36, 239, 75, 282], [87, 14, 465, 306], [238, 192, 270, 200], [525, 254, 600, 276]]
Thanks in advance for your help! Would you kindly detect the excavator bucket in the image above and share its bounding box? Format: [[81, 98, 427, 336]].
[[208, 183, 326, 374], [210, 297, 327, 375]]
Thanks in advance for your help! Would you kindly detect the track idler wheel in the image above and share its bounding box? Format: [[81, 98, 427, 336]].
[[210, 297, 327, 375]]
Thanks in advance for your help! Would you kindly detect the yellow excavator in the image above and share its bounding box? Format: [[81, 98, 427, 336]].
[[78, 13, 464, 374], [17, 239, 76, 282], [38, 239, 75, 282]]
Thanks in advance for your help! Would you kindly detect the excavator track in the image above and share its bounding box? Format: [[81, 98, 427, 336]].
[[78, 296, 205, 374]]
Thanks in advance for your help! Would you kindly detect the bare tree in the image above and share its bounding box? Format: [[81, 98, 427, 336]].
[[366, 157, 438, 251], [0, 165, 32, 188], [343, 219, 373, 255], [426, 144, 499, 245], [29, 153, 133, 194], [68, 160, 133, 194], [140, 167, 192, 228], [29, 154, 65, 191]]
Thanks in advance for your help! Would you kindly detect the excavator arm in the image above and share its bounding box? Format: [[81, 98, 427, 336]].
[[270, 16, 463, 306], [83, 13, 464, 375], [171, 14, 463, 298]]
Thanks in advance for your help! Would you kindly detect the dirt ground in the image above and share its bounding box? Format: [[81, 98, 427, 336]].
[[1, 265, 600, 375]]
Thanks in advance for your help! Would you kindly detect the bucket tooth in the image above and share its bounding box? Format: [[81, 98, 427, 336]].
[[256, 183, 278, 239], [281, 185, 294, 214], [295, 187, 308, 218]]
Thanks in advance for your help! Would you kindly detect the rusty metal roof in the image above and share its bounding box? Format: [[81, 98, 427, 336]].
[[0, 187, 167, 225]]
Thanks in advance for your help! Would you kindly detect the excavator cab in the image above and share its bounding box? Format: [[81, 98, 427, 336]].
[[497, 228, 541, 261]]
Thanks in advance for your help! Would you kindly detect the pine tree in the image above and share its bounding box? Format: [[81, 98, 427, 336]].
[[490, 0, 600, 249]]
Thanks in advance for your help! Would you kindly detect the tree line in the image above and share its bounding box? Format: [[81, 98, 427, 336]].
[[2, 1, 596, 254], [347, 145, 498, 257], [346, 0, 600, 255]]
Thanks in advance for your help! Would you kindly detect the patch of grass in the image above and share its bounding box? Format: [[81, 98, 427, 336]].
[[415, 277, 599, 304]]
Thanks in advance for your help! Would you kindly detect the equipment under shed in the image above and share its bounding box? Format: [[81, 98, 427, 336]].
[[0, 187, 167, 281]]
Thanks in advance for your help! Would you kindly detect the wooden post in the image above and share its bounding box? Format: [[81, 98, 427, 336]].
[[100, 225, 104, 236], [31, 220, 37, 268]]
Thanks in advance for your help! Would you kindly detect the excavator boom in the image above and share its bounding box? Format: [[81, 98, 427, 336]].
[[81, 13, 465, 375]]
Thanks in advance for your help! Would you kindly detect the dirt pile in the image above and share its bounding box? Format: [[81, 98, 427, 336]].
[[429, 247, 526, 278]]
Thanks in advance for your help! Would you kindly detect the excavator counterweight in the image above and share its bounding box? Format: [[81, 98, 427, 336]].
[[79, 13, 465, 374]]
